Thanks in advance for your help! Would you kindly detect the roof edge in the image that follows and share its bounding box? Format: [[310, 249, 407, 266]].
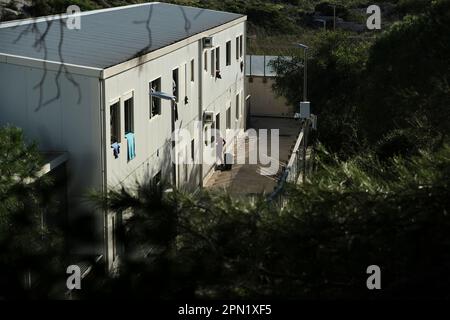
[[0, 2, 160, 29], [0, 53, 103, 78], [102, 15, 247, 79]]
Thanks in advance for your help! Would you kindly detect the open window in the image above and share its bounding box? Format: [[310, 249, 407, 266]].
[[173, 68, 179, 102], [204, 51, 208, 72], [112, 215, 117, 262], [211, 113, 221, 144], [236, 36, 239, 60], [236, 93, 240, 120], [191, 59, 195, 82], [226, 41, 231, 66], [210, 50, 215, 77], [149, 77, 161, 118], [110, 101, 121, 144], [184, 63, 188, 105], [204, 126, 209, 146], [211, 120, 216, 144], [239, 35, 243, 57], [215, 46, 220, 73], [226, 106, 231, 130], [124, 96, 134, 134], [191, 139, 195, 162], [184, 145, 189, 182], [153, 171, 161, 187], [215, 113, 220, 138]]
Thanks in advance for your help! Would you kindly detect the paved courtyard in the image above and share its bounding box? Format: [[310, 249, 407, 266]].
[[204, 116, 301, 195]]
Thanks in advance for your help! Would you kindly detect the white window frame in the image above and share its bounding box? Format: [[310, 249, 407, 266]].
[[109, 97, 121, 145], [123, 90, 135, 135], [226, 40, 231, 66], [149, 77, 162, 120]]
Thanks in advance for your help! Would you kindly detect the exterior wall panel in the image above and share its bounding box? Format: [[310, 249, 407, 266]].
[[0, 62, 103, 256]]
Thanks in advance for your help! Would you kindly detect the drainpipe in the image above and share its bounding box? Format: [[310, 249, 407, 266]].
[[99, 77, 109, 273], [244, 21, 248, 129], [198, 38, 204, 187], [263, 55, 266, 78]]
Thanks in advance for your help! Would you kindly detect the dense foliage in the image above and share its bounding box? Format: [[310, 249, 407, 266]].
[[1, 0, 449, 300], [272, 0, 450, 156], [0, 127, 64, 299], [85, 143, 450, 299], [78, 0, 450, 299], [363, 0, 450, 141], [272, 31, 371, 157], [2, 0, 391, 34]]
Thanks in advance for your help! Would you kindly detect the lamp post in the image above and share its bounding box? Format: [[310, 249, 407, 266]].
[[297, 43, 309, 183], [297, 43, 308, 102], [333, 4, 336, 31], [149, 90, 177, 186]]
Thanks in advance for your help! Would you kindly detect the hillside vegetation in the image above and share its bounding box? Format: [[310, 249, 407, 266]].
[[2, 0, 400, 34]]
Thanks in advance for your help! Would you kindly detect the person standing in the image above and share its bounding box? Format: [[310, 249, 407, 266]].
[[216, 134, 226, 166]]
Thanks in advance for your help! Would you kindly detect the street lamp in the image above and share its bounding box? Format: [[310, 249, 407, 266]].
[[297, 43, 309, 102], [333, 4, 336, 31], [296, 43, 310, 183], [149, 90, 177, 186]]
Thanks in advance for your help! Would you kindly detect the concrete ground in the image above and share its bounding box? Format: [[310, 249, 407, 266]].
[[204, 116, 301, 195]]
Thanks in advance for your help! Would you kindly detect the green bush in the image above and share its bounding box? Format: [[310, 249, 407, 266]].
[[87, 144, 450, 299]]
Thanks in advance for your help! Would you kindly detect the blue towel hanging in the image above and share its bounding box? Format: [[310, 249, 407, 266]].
[[125, 132, 136, 160]]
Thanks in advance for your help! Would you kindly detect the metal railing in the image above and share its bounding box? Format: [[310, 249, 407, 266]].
[[268, 124, 307, 203]]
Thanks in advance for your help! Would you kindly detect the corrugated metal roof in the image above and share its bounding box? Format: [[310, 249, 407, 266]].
[[0, 2, 243, 69]]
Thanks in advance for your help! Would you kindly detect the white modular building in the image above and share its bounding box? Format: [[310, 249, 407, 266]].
[[0, 2, 247, 270]]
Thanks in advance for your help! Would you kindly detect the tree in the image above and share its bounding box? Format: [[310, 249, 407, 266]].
[[87, 143, 450, 299], [362, 0, 450, 142], [271, 31, 371, 158], [0, 126, 64, 299], [271, 0, 450, 155]]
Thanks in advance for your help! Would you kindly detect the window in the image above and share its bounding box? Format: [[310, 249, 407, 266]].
[[215, 113, 220, 135], [173, 68, 179, 102], [112, 215, 117, 261], [204, 126, 209, 146], [124, 97, 134, 134], [239, 35, 243, 57], [204, 51, 208, 72], [150, 78, 161, 118], [212, 113, 220, 144], [215, 46, 220, 72], [184, 145, 188, 182], [236, 36, 239, 60], [153, 171, 161, 186], [110, 101, 120, 144], [236, 93, 240, 120], [191, 139, 195, 162], [210, 50, 215, 77], [226, 41, 231, 66], [184, 63, 188, 104], [210, 120, 216, 144], [226, 107, 231, 129], [191, 59, 195, 82]]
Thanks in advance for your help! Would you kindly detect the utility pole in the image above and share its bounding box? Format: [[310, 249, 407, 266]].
[[302, 118, 308, 183], [297, 43, 308, 101], [333, 5, 336, 31]]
